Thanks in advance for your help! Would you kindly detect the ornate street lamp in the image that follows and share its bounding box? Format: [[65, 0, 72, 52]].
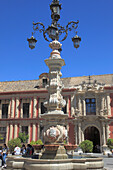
[[27, 0, 81, 159], [27, 34, 37, 49], [27, 0, 81, 49], [50, 0, 61, 22], [72, 32, 81, 49]]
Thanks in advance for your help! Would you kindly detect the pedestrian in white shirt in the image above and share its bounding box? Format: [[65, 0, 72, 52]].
[[14, 145, 21, 155]]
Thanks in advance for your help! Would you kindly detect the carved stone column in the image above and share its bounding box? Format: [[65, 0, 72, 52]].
[[102, 122, 106, 146], [14, 124, 17, 139], [33, 97, 37, 118], [11, 98, 15, 118], [78, 97, 81, 114], [35, 123, 38, 141], [107, 94, 111, 116], [20, 99, 23, 118], [15, 98, 19, 118], [81, 129, 84, 142], [32, 124, 36, 141], [78, 122, 82, 144], [101, 96, 104, 110], [9, 124, 13, 141], [83, 98, 86, 116], [106, 123, 109, 141], [44, 40, 66, 114], [6, 125, 9, 144]]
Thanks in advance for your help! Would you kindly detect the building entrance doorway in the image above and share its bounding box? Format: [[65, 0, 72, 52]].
[[84, 126, 100, 153]]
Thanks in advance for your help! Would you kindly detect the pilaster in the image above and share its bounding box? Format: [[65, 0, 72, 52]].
[[78, 122, 82, 144], [83, 98, 86, 116], [9, 124, 13, 141], [30, 97, 33, 118], [6, 125, 9, 144], [36, 97, 39, 118], [35, 123, 38, 141], [107, 94, 111, 116], [14, 124, 17, 139], [33, 97, 37, 118], [15, 98, 19, 118], [75, 124, 78, 145], [78, 96, 82, 114], [32, 124, 36, 141], [11, 98, 15, 118], [102, 122, 106, 145]]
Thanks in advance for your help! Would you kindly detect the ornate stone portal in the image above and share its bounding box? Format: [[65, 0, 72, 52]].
[[40, 40, 68, 159]]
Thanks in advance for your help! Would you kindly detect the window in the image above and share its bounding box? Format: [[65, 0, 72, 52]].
[[2, 104, 9, 118], [86, 98, 96, 115], [40, 126, 44, 142], [23, 103, 29, 118], [42, 79, 47, 88], [22, 126, 28, 135], [62, 100, 67, 114], [41, 102, 47, 114], [62, 105, 67, 114], [0, 127, 6, 143]]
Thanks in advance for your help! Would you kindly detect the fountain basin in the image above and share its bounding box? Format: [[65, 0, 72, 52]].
[[6, 155, 104, 170]]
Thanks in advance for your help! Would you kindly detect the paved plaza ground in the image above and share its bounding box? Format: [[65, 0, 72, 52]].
[[0, 153, 113, 170]]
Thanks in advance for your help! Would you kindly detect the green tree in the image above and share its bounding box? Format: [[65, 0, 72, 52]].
[[107, 138, 113, 150], [0, 134, 3, 140], [30, 141, 36, 145], [79, 140, 93, 153], [30, 139, 43, 146], [36, 139, 43, 145], [18, 132, 29, 143], [8, 138, 22, 153]]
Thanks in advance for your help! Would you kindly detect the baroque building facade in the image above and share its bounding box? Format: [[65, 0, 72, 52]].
[[0, 73, 113, 152]]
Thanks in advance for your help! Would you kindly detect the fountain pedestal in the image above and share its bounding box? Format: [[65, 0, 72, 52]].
[[41, 145, 68, 159]]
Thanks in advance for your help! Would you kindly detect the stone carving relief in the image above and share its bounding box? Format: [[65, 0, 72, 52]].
[[44, 40, 66, 112], [75, 80, 105, 92], [44, 125, 67, 144], [72, 79, 106, 117]]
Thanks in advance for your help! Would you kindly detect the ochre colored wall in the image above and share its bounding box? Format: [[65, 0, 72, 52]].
[[68, 123, 75, 144]]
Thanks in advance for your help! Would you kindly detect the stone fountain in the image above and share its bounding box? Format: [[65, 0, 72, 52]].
[[6, 40, 104, 170], [40, 40, 69, 159]]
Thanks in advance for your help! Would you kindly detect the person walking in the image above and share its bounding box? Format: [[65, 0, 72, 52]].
[[2, 144, 8, 168], [21, 144, 26, 155], [0, 147, 4, 168]]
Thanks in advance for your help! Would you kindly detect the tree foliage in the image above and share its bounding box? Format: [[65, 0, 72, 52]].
[[107, 138, 113, 150], [8, 138, 22, 153], [30, 139, 43, 146], [0, 134, 3, 140], [18, 132, 29, 143], [79, 140, 93, 153]]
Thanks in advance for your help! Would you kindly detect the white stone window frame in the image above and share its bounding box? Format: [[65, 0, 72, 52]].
[[21, 98, 30, 118], [39, 98, 46, 117]]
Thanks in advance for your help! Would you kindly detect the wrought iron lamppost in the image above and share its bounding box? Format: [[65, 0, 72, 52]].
[[27, 0, 81, 158], [27, 0, 81, 49]]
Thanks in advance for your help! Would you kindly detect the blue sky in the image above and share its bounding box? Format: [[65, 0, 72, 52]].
[[0, 0, 113, 81]]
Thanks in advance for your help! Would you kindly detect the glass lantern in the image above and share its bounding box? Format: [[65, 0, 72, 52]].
[[72, 34, 81, 49], [27, 36, 37, 49], [50, 0, 61, 21], [47, 25, 59, 40]]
